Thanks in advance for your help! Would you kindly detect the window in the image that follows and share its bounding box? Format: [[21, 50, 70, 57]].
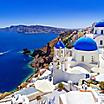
[[101, 30, 103, 34], [70, 51, 72, 56], [91, 56, 94, 63], [100, 40, 103, 45], [95, 30, 97, 34], [61, 50, 63, 54], [86, 74, 90, 78], [58, 50, 61, 57], [81, 56, 84, 62]]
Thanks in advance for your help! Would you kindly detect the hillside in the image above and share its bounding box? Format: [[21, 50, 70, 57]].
[[0, 25, 74, 34]]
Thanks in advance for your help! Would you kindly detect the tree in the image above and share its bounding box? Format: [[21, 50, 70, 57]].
[[58, 83, 64, 91], [99, 81, 104, 91]]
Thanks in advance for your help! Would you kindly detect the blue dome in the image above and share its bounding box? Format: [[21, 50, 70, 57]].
[[95, 22, 104, 27], [55, 40, 65, 49], [74, 37, 97, 51]]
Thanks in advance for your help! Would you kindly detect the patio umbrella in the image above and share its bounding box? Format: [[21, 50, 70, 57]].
[[34, 80, 55, 93], [95, 74, 104, 82]]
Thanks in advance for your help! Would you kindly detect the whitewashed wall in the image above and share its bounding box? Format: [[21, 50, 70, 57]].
[[53, 68, 86, 84], [53, 69, 65, 84], [73, 49, 99, 64], [64, 72, 85, 83], [54, 47, 65, 58], [94, 27, 104, 34], [94, 35, 104, 48]]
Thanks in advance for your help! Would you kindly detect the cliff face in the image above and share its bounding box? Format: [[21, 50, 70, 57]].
[[40, 37, 59, 53], [0, 25, 71, 34]]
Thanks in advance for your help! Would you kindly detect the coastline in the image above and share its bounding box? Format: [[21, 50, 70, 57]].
[[16, 36, 59, 91], [0, 36, 59, 100]]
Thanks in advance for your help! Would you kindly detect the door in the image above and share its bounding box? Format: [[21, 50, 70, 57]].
[[81, 56, 84, 62]]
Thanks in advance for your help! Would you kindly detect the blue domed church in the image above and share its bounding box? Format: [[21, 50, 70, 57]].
[[54, 38, 65, 59], [71, 37, 99, 67], [53, 33, 100, 84], [51, 20, 104, 85]]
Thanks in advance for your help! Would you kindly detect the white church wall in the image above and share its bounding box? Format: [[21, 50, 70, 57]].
[[65, 48, 73, 57], [53, 68, 86, 84], [94, 27, 104, 34], [72, 48, 76, 59], [94, 35, 104, 48], [74, 50, 99, 64], [70, 60, 78, 67], [53, 69, 65, 84], [54, 47, 65, 58]]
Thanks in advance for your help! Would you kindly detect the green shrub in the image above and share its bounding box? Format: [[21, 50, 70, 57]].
[[99, 81, 104, 90], [58, 83, 64, 90]]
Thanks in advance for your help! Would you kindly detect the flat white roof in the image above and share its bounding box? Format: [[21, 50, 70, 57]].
[[59, 91, 96, 104], [0, 101, 11, 104], [85, 34, 94, 38], [66, 66, 90, 74]]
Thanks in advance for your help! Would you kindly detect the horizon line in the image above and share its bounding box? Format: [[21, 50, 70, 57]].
[[0, 23, 88, 29]]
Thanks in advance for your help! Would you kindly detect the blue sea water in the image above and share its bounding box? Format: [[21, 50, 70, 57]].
[[0, 31, 58, 93]]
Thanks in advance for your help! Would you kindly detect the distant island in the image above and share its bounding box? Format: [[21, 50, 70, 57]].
[[0, 25, 78, 34]]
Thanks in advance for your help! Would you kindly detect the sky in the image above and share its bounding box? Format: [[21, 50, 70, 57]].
[[0, 0, 104, 28]]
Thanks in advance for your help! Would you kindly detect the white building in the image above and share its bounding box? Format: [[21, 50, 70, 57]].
[[93, 21, 104, 48], [59, 91, 99, 104], [71, 37, 99, 68], [54, 38, 66, 59], [52, 26, 104, 85], [53, 37, 97, 84], [50, 21, 104, 86], [11, 94, 29, 104]]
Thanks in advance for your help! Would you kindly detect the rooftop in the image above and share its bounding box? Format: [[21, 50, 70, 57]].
[[74, 37, 98, 51], [59, 91, 96, 104], [95, 21, 104, 27], [55, 40, 65, 49]]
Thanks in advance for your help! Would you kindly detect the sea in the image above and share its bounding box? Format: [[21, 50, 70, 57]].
[[0, 31, 58, 93]]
